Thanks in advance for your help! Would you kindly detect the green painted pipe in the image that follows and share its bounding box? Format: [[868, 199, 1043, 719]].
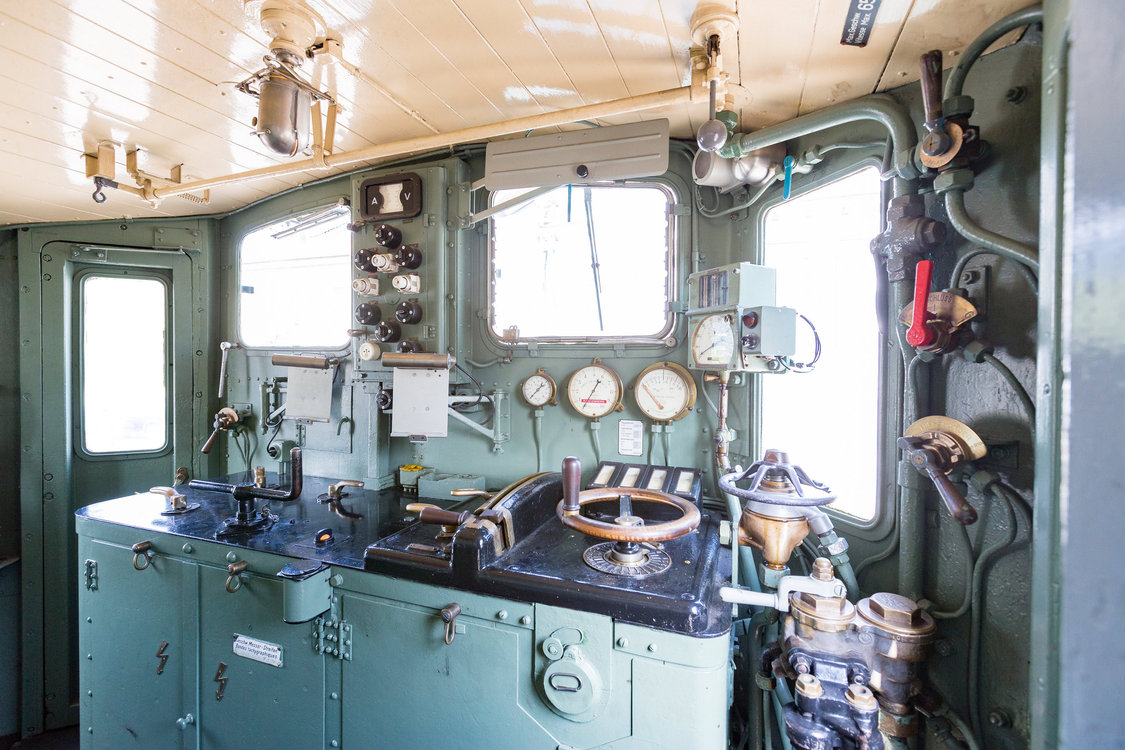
[[946, 5, 1045, 99], [944, 190, 1039, 273], [717, 94, 918, 198]]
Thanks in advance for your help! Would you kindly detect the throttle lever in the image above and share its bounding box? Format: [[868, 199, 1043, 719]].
[[907, 260, 936, 348]]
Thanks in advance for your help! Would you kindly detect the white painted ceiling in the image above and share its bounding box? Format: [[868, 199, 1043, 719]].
[[0, 0, 1030, 225]]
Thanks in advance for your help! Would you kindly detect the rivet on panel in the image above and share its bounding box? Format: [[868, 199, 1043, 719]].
[[329, 692, 339, 700], [182, 544, 193, 554], [87, 654, 92, 660], [87, 728, 93, 734], [647, 644, 657, 653], [226, 552, 238, 562], [520, 616, 531, 626], [616, 637, 628, 648], [331, 741, 339, 748], [86, 617, 92, 623], [497, 610, 508, 620]]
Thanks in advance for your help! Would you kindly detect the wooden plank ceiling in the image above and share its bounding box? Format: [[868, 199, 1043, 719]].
[[0, 0, 1032, 225]]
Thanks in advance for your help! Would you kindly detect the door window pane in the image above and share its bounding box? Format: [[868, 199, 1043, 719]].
[[761, 168, 882, 519], [82, 275, 168, 453], [490, 184, 673, 339], [239, 208, 351, 348]]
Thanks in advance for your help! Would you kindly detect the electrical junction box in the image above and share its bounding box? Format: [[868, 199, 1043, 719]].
[[741, 305, 797, 357], [687, 262, 776, 313]]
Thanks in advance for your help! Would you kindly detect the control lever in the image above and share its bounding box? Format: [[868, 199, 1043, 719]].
[[218, 342, 241, 398], [898, 416, 988, 525], [907, 260, 937, 348], [919, 50, 951, 157], [189, 447, 303, 501], [201, 407, 239, 454], [898, 260, 978, 354]]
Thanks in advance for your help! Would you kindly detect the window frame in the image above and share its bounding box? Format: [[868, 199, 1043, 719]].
[[750, 156, 896, 540], [75, 268, 173, 459], [235, 201, 354, 352], [485, 179, 680, 346]]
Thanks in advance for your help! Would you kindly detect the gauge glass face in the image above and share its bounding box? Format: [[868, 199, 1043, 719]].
[[568, 365, 621, 418], [522, 374, 554, 406], [692, 314, 736, 367], [635, 366, 692, 421]]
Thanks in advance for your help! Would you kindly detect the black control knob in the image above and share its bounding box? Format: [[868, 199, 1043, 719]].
[[353, 248, 378, 273], [395, 300, 423, 325], [374, 389, 392, 410], [396, 340, 422, 354], [372, 223, 402, 249], [354, 302, 381, 326], [374, 320, 401, 343], [395, 244, 422, 270]]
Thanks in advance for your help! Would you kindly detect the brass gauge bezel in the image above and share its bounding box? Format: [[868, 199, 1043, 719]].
[[520, 368, 558, 407], [632, 361, 698, 422], [566, 358, 625, 419]]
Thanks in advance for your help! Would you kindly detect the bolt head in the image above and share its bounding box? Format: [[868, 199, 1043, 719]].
[[810, 557, 835, 582], [868, 592, 924, 628]]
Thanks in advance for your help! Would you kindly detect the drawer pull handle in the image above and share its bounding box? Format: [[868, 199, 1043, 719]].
[[131, 542, 153, 571]]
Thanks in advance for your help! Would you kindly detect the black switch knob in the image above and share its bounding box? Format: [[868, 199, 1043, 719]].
[[353, 248, 377, 273], [374, 320, 401, 343], [395, 300, 423, 325], [395, 244, 422, 269], [372, 223, 402, 249], [396, 340, 422, 354], [354, 302, 381, 326]]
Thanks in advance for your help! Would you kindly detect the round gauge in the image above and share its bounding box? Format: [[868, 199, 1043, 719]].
[[633, 362, 697, 422], [567, 359, 624, 419], [692, 313, 737, 368], [521, 369, 558, 407]]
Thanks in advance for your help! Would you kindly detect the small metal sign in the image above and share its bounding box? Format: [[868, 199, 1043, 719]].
[[232, 634, 284, 668], [841, 0, 883, 47]]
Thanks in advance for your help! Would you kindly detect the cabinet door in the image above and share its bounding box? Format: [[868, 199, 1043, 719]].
[[79, 538, 195, 750], [196, 565, 326, 749]]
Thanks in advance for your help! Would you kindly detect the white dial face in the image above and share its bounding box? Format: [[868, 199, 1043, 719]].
[[568, 365, 621, 419], [635, 366, 692, 421], [692, 314, 736, 367], [522, 373, 554, 406]]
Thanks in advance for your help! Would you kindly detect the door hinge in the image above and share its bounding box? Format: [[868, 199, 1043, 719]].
[[83, 559, 98, 591], [313, 616, 352, 661]]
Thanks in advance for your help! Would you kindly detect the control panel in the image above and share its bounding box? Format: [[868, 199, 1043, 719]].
[[348, 163, 469, 382], [686, 262, 797, 372]]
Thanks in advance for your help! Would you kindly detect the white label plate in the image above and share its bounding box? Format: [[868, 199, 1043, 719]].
[[617, 420, 644, 457], [233, 634, 284, 668]]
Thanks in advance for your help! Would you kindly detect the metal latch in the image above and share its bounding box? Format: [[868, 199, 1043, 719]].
[[440, 603, 462, 645], [132, 541, 153, 571], [225, 561, 248, 593], [83, 559, 98, 591]]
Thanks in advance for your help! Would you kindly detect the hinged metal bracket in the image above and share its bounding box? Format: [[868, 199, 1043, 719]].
[[313, 616, 352, 661], [83, 559, 98, 591]]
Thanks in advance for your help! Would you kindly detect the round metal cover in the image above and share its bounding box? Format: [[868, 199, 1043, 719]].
[[582, 542, 671, 577]]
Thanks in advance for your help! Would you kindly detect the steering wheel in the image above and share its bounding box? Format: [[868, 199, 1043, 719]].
[[556, 458, 700, 543]]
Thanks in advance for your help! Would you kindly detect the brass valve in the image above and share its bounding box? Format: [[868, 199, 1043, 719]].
[[899, 416, 987, 525], [201, 407, 239, 455]]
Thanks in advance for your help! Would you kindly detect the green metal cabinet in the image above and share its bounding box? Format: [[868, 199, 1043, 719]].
[[77, 516, 729, 750]]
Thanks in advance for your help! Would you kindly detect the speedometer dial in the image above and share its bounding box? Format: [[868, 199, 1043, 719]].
[[691, 313, 736, 368], [567, 359, 624, 419], [633, 362, 697, 422]]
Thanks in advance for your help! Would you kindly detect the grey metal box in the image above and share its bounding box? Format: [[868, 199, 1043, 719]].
[[687, 263, 777, 312]]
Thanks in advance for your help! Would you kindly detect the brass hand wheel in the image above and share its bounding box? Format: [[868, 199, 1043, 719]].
[[556, 457, 700, 543]]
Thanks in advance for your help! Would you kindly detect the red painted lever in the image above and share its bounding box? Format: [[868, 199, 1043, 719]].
[[907, 260, 936, 347]]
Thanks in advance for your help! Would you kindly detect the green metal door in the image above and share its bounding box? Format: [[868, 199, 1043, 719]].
[[196, 565, 326, 749], [78, 537, 196, 749], [28, 242, 198, 731]]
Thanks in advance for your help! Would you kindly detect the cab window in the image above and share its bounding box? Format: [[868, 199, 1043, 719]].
[[760, 167, 882, 519], [489, 183, 674, 340], [238, 205, 352, 348]]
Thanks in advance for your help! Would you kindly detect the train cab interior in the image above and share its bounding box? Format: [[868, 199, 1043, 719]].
[[0, 0, 1121, 748]]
